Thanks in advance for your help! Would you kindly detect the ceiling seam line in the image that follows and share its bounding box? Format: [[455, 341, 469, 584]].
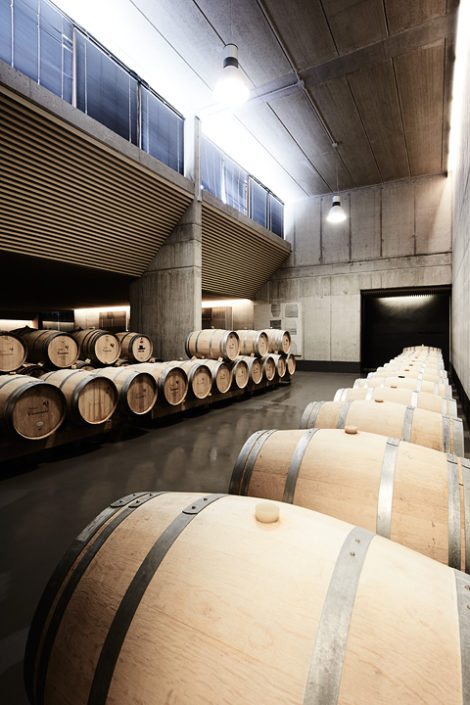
[[391, 56, 412, 178], [344, 76, 384, 184]]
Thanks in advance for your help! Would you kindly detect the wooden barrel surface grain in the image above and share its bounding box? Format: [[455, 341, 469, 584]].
[[41, 369, 118, 424], [353, 376, 453, 399], [90, 367, 157, 415], [185, 329, 239, 361], [300, 399, 464, 456], [0, 331, 27, 372], [230, 427, 470, 570], [130, 363, 188, 406], [236, 330, 269, 357], [260, 354, 276, 381], [262, 328, 291, 354], [14, 328, 79, 368], [116, 332, 153, 363], [234, 356, 263, 385], [72, 329, 121, 366], [200, 359, 233, 394], [335, 386, 458, 416], [173, 360, 212, 400], [24, 491, 469, 705], [231, 358, 249, 389], [0, 374, 65, 439]]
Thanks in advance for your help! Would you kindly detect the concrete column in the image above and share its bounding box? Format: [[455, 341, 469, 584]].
[[130, 117, 202, 360]]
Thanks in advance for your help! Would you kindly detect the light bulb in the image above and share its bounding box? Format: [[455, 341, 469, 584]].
[[326, 195, 347, 223], [214, 44, 250, 108]]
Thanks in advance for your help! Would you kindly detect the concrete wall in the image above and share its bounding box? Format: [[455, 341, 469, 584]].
[[255, 174, 452, 363], [451, 23, 470, 398]]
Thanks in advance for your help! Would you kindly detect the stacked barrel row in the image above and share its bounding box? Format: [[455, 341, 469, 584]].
[[0, 327, 155, 375], [27, 344, 470, 705], [184, 328, 296, 388], [0, 328, 295, 442]]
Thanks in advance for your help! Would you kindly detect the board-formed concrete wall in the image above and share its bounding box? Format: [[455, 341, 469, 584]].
[[255, 174, 452, 364]]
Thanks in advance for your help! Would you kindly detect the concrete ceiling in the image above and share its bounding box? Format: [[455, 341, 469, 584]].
[[53, 0, 458, 202]]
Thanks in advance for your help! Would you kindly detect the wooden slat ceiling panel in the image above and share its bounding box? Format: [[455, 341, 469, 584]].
[[263, 0, 338, 70], [384, 0, 447, 35], [201, 206, 290, 298], [0, 91, 193, 277], [308, 77, 381, 187], [347, 59, 409, 181], [322, 0, 388, 55], [394, 42, 445, 175]]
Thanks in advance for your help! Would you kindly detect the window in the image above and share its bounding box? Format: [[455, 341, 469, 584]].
[[249, 177, 268, 229], [141, 86, 183, 173]]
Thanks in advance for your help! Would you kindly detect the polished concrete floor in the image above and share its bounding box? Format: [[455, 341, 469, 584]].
[[0, 371, 358, 704]]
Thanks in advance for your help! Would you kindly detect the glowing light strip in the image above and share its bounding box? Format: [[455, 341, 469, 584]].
[[202, 299, 252, 308]]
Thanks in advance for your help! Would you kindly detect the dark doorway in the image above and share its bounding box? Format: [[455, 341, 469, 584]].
[[361, 287, 451, 371]]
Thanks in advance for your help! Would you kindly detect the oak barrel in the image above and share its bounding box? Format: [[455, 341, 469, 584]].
[[260, 354, 276, 381], [90, 367, 157, 415], [334, 386, 457, 416], [16, 363, 49, 378], [235, 355, 263, 385], [14, 328, 79, 368], [41, 370, 118, 425], [72, 361, 95, 371], [185, 329, 239, 361], [171, 360, 212, 400], [200, 359, 233, 394], [0, 331, 27, 372], [286, 352, 296, 375], [263, 328, 291, 354], [236, 330, 269, 357], [370, 367, 447, 383], [353, 375, 453, 398], [130, 363, 188, 406], [300, 399, 464, 455], [72, 329, 121, 366], [230, 427, 470, 570], [271, 353, 287, 378], [231, 357, 249, 389], [24, 491, 470, 705], [116, 332, 153, 363], [0, 374, 65, 439]]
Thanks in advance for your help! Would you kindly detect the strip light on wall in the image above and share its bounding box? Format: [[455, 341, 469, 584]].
[[202, 299, 251, 308]]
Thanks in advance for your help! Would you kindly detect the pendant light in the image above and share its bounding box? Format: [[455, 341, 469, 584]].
[[214, 43, 250, 107], [213, 0, 249, 108], [326, 142, 347, 224]]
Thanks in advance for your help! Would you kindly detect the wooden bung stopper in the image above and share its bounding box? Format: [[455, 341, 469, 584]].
[[255, 501, 280, 523], [345, 425, 358, 434], [374, 398, 384, 403]]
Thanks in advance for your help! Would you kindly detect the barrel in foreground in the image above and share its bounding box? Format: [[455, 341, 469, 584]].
[[24, 491, 469, 705]]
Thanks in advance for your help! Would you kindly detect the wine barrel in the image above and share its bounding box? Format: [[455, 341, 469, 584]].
[[260, 354, 276, 381], [90, 367, 157, 415], [286, 352, 296, 375], [72, 329, 121, 366], [271, 353, 287, 378], [129, 363, 188, 406], [0, 331, 27, 372], [334, 386, 457, 416], [24, 491, 470, 705], [41, 370, 118, 425], [390, 355, 445, 371], [263, 328, 291, 354], [381, 361, 448, 375], [231, 357, 249, 389], [16, 363, 49, 378], [370, 367, 447, 383], [236, 330, 269, 357], [14, 327, 79, 368], [234, 355, 263, 385], [0, 374, 65, 439], [72, 361, 95, 371], [116, 332, 153, 363], [200, 359, 232, 394], [171, 360, 212, 400], [300, 399, 464, 455], [230, 427, 470, 570], [185, 329, 239, 361], [353, 375, 453, 398]]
